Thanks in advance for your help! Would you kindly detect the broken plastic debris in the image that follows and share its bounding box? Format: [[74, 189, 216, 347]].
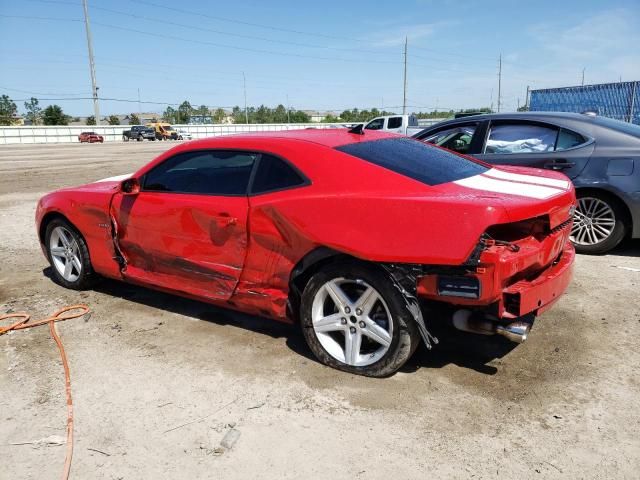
[[220, 428, 241, 450]]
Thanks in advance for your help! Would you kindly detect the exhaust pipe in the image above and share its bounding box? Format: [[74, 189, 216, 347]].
[[495, 322, 530, 343], [452, 310, 530, 343]]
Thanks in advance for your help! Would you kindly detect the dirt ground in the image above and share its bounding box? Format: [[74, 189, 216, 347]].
[[1, 142, 639, 479]]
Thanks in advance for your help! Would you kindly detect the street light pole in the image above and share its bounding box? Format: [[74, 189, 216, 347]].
[[82, 0, 100, 125], [402, 37, 408, 115]]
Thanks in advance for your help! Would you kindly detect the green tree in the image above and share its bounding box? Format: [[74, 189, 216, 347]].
[[289, 109, 311, 123], [323, 114, 341, 123], [212, 108, 226, 123], [108, 115, 120, 125], [162, 106, 177, 123], [129, 113, 140, 124], [23, 97, 42, 125], [42, 105, 70, 125], [176, 101, 192, 124], [0, 94, 18, 125], [86, 115, 96, 125]]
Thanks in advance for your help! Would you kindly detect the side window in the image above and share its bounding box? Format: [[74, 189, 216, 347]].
[[365, 118, 384, 130], [251, 154, 306, 194], [423, 124, 477, 154], [556, 128, 587, 151], [387, 117, 403, 129], [143, 150, 257, 195], [485, 123, 558, 154]]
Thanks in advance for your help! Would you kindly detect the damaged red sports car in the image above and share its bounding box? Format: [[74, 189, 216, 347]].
[[36, 129, 576, 376]]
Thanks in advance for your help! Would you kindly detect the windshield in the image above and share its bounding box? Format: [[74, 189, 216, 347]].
[[335, 137, 488, 186]]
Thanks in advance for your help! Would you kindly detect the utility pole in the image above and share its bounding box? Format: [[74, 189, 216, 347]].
[[242, 72, 248, 124], [402, 37, 408, 115], [525, 85, 530, 110], [137, 87, 141, 114], [286, 93, 290, 124], [581, 68, 585, 86], [497, 53, 502, 113], [82, 0, 100, 125]]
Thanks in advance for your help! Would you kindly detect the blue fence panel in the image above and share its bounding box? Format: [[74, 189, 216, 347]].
[[530, 81, 639, 125]]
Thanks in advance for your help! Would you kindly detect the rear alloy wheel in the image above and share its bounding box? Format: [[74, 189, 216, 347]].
[[301, 262, 419, 377], [571, 193, 627, 254], [45, 219, 96, 289]]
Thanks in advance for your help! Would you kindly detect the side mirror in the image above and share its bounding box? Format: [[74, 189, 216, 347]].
[[120, 178, 140, 195]]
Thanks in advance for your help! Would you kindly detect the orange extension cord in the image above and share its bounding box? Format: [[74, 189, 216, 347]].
[[0, 304, 90, 480]]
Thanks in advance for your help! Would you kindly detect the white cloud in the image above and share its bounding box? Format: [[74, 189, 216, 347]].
[[363, 21, 451, 48]]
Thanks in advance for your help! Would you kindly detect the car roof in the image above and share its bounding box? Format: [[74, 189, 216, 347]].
[[436, 111, 600, 123], [182, 128, 399, 149]]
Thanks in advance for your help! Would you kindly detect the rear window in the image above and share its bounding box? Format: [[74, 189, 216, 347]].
[[335, 137, 488, 186]]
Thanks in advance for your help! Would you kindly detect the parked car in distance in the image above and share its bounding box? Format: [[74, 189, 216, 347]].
[[363, 114, 424, 136], [122, 125, 156, 142], [147, 122, 179, 141], [414, 112, 640, 254], [36, 129, 575, 376], [78, 131, 104, 143], [176, 129, 192, 140]]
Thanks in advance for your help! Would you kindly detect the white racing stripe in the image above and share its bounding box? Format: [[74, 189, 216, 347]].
[[95, 173, 133, 183], [454, 174, 564, 199], [483, 168, 570, 189]]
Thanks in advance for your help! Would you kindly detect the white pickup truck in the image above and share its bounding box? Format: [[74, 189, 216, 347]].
[[362, 114, 425, 136]]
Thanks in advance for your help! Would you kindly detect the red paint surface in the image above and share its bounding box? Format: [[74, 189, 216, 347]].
[[36, 129, 576, 322]]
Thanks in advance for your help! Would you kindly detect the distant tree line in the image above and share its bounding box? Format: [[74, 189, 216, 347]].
[[0, 93, 498, 126]]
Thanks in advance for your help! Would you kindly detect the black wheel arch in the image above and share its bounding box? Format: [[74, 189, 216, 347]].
[[288, 247, 366, 322]]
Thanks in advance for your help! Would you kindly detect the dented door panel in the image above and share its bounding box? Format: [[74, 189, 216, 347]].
[[110, 191, 249, 301]]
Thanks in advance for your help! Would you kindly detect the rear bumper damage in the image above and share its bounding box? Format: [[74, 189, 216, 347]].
[[415, 238, 575, 343]]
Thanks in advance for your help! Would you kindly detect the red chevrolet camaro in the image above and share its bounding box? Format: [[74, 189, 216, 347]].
[[78, 131, 104, 143], [36, 129, 576, 376]]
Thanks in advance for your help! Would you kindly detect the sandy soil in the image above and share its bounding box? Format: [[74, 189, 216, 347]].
[[1, 142, 639, 479]]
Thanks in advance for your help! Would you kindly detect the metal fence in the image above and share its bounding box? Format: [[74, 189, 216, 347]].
[[0, 123, 348, 145], [530, 81, 639, 125]]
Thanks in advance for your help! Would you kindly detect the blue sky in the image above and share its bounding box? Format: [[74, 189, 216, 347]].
[[1, 0, 639, 116]]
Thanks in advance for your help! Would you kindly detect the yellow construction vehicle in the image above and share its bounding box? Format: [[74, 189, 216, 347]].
[[146, 122, 179, 141]]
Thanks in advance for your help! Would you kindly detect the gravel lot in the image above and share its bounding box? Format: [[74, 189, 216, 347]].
[[1, 142, 639, 479]]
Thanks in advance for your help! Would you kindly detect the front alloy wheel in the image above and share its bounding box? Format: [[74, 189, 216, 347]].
[[45, 219, 96, 289], [301, 262, 419, 377], [570, 193, 626, 254]]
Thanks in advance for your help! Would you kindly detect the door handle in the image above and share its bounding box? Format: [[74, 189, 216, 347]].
[[544, 159, 575, 170]]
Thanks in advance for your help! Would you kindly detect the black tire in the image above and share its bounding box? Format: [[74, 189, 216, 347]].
[[572, 191, 628, 254], [136, 135, 142, 142], [44, 218, 97, 290], [300, 261, 420, 377], [123, 135, 128, 142]]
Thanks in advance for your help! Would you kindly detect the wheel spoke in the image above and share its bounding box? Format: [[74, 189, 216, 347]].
[[63, 259, 73, 279], [356, 286, 379, 316], [314, 313, 345, 333], [344, 329, 361, 365], [58, 230, 71, 247], [362, 318, 392, 347], [50, 246, 65, 258], [325, 280, 351, 310], [71, 256, 82, 274]]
